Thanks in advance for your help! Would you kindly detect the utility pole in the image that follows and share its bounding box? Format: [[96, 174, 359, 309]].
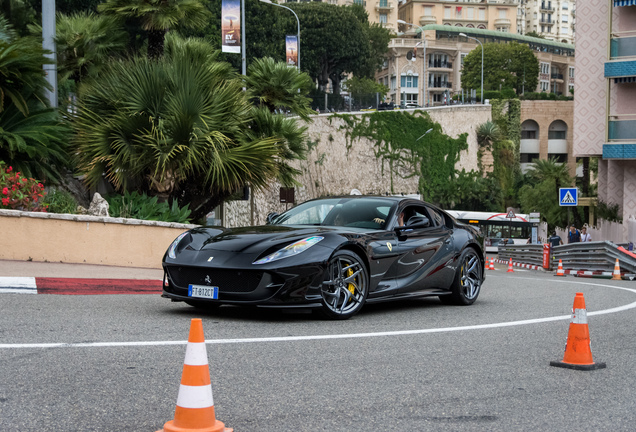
[[42, 0, 57, 108]]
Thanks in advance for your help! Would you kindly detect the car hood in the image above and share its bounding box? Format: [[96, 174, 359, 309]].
[[192, 225, 335, 253]]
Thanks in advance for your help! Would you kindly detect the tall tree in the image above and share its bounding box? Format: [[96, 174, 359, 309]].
[[98, 0, 211, 58], [462, 42, 539, 95]]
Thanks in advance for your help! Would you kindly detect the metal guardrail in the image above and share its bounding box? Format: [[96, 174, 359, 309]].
[[498, 241, 636, 273]]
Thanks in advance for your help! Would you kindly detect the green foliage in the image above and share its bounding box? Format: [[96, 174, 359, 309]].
[[106, 191, 192, 223], [244, 57, 315, 121], [49, 12, 128, 83], [41, 188, 78, 214], [334, 111, 472, 208], [462, 42, 539, 96], [98, 0, 211, 58], [522, 92, 572, 101], [597, 200, 623, 223], [0, 17, 72, 184], [525, 31, 545, 39], [0, 160, 47, 211], [343, 76, 388, 110]]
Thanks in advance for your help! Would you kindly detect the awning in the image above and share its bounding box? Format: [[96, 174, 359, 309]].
[[614, 0, 636, 6], [614, 76, 636, 83]]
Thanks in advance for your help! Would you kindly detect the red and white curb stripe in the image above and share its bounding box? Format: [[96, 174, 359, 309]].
[[0, 277, 162, 295], [494, 259, 542, 271]]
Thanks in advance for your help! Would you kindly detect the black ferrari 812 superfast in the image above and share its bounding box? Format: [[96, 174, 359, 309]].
[[162, 196, 485, 319]]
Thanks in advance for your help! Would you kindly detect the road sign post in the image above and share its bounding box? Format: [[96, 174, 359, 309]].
[[559, 188, 578, 206]]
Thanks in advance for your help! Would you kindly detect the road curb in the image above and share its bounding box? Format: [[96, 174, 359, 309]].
[[0, 276, 162, 294]]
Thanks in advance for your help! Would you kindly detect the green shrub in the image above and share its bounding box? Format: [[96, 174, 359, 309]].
[[106, 191, 192, 223], [41, 188, 78, 214]]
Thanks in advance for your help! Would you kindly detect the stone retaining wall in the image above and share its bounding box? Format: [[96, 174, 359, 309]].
[[0, 209, 196, 269]]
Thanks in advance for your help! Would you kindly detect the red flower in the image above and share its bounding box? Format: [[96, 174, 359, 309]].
[[2, 187, 7, 195], [1, 198, 8, 206]]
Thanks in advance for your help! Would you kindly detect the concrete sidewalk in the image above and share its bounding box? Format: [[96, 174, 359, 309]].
[[0, 259, 164, 294]]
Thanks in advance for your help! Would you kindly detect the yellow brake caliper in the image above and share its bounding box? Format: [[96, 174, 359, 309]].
[[347, 268, 355, 299]]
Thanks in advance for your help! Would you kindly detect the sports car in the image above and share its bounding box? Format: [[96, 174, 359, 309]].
[[162, 196, 485, 319]]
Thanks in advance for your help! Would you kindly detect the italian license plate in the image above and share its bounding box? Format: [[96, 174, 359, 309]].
[[188, 284, 219, 299]]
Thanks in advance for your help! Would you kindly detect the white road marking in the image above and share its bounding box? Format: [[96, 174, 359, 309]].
[[0, 277, 37, 294], [1, 278, 635, 350]]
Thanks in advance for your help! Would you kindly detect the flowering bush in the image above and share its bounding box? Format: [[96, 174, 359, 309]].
[[0, 161, 48, 211]]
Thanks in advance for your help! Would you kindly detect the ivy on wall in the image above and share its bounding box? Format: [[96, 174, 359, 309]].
[[333, 111, 468, 207]]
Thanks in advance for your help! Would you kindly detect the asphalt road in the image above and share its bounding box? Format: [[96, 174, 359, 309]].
[[1, 269, 636, 431]]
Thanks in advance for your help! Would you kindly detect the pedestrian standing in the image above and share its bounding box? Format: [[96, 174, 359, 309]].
[[568, 225, 581, 243], [549, 231, 563, 247], [580, 226, 592, 242]]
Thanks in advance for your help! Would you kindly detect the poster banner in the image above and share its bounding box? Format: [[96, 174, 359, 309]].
[[221, 0, 240, 54], [285, 35, 298, 67]]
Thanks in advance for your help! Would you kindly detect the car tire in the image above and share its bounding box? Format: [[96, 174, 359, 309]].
[[318, 250, 368, 320], [439, 248, 482, 305]]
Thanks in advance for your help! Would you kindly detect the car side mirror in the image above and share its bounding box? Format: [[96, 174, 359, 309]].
[[266, 212, 279, 224]]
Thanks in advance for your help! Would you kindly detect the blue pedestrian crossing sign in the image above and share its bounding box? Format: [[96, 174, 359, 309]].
[[559, 188, 578, 206]]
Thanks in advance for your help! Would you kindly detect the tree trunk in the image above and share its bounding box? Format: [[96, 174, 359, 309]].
[[148, 29, 166, 59]]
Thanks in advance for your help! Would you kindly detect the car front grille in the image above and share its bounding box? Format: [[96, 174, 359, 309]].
[[167, 266, 264, 293]]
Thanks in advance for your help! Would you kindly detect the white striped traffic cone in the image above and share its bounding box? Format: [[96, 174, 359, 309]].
[[556, 259, 565, 276], [158, 319, 232, 432], [507, 258, 514, 273], [612, 259, 622, 280], [489, 257, 495, 270]]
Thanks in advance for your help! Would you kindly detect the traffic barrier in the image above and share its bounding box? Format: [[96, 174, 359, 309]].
[[506, 258, 514, 273], [612, 259, 622, 280], [550, 293, 606, 371], [556, 259, 565, 277], [158, 318, 232, 432], [489, 257, 495, 270]]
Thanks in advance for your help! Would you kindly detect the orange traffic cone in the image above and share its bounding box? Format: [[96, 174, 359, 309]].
[[550, 293, 606, 371], [489, 258, 495, 270], [158, 319, 232, 432], [612, 259, 622, 280], [555, 259, 565, 276], [506, 258, 514, 273]]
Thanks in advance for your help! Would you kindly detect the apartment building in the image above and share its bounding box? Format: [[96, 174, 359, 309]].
[[524, 0, 576, 43], [378, 25, 574, 107], [574, 0, 636, 226]]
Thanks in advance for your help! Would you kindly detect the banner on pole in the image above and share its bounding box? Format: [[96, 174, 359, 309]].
[[221, 0, 241, 54], [286, 35, 298, 67]]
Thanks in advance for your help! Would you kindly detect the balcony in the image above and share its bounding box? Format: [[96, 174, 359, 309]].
[[494, 18, 511, 26], [540, 18, 554, 24], [375, 0, 393, 11], [608, 115, 636, 141], [551, 73, 564, 81], [540, 4, 555, 12], [610, 35, 636, 59], [419, 15, 437, 26], [428, 61, 453, 70], [429, 81, 452, 89]]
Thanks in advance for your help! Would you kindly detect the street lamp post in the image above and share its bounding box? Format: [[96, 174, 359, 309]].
[[459, 33, 483, 105], [260, 0, 301, 71], [397, 20, 426, 107]]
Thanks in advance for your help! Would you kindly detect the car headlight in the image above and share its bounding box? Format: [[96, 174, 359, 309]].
[[253, 236, 324, 264], [168, 232, 189, 259]]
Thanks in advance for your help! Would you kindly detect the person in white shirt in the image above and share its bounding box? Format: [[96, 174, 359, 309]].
[[580, 226, 592, 242]]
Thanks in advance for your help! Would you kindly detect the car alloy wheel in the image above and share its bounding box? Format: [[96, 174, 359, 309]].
[[440, 248, 482, 305], [319, 250, 368, 319]]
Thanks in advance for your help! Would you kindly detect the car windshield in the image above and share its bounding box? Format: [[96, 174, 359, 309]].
[[270, 198, 396, 229]]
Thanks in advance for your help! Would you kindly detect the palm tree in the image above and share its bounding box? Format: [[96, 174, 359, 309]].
[[476, 120, 500, 173], [98, 0, 211, 59], [244, 57, 315, 121], [71, 36, 287, 222], [526, 157, 572, 198], [54, 12, 128, 83]]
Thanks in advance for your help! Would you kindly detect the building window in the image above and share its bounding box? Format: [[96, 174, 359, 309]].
[[520, 153, 540, 163], [401, 75, 419, 88], [424, 6, 432, 16], [548, 154, 568, 163], [498, 9, 506, 19], [548, 130, 566, 139], [562, 15, 568, 23], [460, 53, 467, 67], [569, 67, 574, 78], [444, 7, 451, 19], [390, 76, 396, 90], [456, 6, 462, 19], [521, 130, 537, 139], [562, 1, 569, 10], [479, 8, 485, 20], [467, 7, 474, 19], [379, 14, 387, 24], [541, 63, 550, 74], [540, 81, 549, 92], [561, 26, 568, 34]]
